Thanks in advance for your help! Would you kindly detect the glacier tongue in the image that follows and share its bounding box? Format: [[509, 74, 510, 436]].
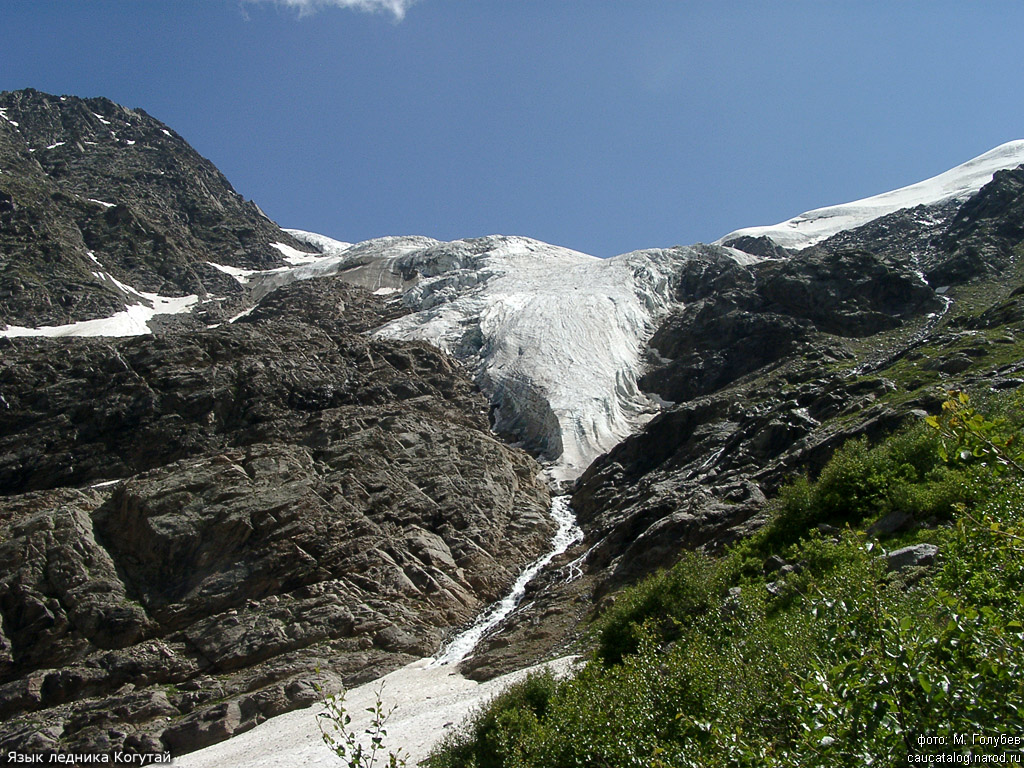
[[254, 231, 700, 483], [370, 235, 690, 483]]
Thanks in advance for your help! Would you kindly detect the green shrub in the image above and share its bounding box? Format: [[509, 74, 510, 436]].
[[427, 392, 1024, 768], [750, 424, 986, 560], [593, 551, 731, 665], [427, 670, 558, 768]]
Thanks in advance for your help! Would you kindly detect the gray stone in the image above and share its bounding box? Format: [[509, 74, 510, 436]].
[[885, 544, 939, 572], [868, 510, 915, 538]]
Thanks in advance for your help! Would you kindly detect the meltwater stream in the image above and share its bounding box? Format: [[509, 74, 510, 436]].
[[176, 500, 585, 767], [430, 495, 583, 667]]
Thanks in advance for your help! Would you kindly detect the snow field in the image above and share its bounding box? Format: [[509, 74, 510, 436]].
[[718, 139, 1024, 251], [175, 655, 579, 768]]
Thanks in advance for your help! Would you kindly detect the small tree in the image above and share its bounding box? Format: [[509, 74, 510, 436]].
[[317, 680, 408, 768]]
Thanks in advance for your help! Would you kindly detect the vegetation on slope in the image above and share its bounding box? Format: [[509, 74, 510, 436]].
[[426, 390, 1024, 767]]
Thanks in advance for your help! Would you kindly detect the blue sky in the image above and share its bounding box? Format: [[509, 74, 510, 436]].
[[3, 1, 1023, 257]]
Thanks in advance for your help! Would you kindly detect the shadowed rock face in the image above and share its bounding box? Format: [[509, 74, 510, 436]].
[[640, 246, 942, 406], [0, 88, 305, 328], [929, 166, 1024, 284], [0, 279, 553, 756]]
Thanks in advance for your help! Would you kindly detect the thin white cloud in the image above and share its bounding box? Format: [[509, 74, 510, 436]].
[[245, 0, 417, 21]]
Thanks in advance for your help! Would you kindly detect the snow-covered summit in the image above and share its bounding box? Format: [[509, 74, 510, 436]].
[[717, 140, 1024, 252]]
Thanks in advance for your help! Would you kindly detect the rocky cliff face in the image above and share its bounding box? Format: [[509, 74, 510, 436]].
[[0, 90, 555, 757], [0, 89, 304, 329], [0, 279, 553, 756]]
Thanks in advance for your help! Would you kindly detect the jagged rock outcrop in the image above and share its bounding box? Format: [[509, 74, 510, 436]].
[[0, 88, 305, 328], [0, 279, 552, 756], [559, 164, 1024, 598], [640, 246, 941, 405], [929, 166, 1024, 284]]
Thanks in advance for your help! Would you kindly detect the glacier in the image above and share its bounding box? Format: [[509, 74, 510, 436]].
[[367, 237, 695, 484], [260, 231, 700, 484]]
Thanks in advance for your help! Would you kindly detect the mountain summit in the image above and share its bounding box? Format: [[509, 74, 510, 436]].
[[0, 88, 305, 331]]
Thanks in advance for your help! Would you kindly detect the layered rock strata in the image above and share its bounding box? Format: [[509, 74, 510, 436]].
[[0, 280, 552, 756]]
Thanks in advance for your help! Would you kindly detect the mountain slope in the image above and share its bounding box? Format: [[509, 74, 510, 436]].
[[576, 163, 1024, 581], [4, 86, 1024, 761], [0, 278, 555, 757], [455, 148, 1024, 680], [0, 88, 306, 330], [718, 140, 1024, 252]]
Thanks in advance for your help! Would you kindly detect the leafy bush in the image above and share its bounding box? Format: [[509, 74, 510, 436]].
[[748, 424, 985, 559], [594, 551, 732, 665], [927, 389, 1024, 473], [318, 681, 408, 768], [428, 670, 558, 768]]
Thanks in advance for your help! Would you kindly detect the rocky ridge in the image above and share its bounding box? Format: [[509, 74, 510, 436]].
[[0, 88, 305, 329]]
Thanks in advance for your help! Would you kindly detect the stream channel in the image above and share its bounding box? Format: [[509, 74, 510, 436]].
[[177, 496, 584, 767], [431, 495, 583, 666]]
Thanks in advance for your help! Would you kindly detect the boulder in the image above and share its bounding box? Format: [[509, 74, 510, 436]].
[[885, 544, 939, 572]]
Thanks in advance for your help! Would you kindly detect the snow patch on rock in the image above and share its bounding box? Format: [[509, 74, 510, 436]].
[[1, 293, 198, 338], [270, 241, 322, 265], [1, 254, 198, 338]]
